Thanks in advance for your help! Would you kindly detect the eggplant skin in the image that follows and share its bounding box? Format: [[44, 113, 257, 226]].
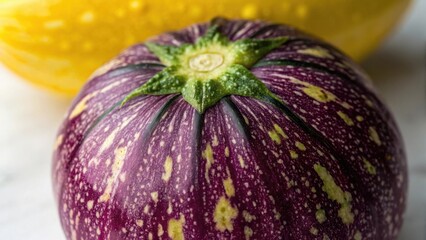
[[52, 19, 407, 240]]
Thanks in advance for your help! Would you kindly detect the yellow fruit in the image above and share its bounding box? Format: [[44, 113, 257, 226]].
[[0, 0, 411, 94]]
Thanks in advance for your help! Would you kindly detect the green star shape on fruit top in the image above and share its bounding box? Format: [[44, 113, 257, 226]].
[[122, 24, 287, 113]]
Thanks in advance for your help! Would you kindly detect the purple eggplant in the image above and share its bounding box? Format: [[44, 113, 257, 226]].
[[52, 18, 407, 240]]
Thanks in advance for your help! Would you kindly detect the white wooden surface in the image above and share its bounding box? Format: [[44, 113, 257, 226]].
[[1, 1, 425, 239]]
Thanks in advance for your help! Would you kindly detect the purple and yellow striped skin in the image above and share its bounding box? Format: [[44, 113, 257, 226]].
[[52, 19, 407, 240]]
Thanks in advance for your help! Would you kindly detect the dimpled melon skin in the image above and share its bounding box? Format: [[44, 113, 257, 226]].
[[0, 0, 411, 94], [53, 19, 407, 240]]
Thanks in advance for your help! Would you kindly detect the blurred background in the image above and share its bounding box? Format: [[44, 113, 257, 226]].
[[0, 0, 425, 239]]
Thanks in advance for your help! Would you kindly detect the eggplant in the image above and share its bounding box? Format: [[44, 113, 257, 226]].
[[53, 18, 407, 240]]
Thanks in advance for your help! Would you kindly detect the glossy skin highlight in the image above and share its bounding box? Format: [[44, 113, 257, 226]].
[[52, 19, 407, 239], [0, 0, 411, 94]]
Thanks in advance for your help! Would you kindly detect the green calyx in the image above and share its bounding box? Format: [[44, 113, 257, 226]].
[[122, 24, 287, 113]]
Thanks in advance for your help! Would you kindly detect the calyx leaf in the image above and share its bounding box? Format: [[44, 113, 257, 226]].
[[122, 23, 287, 112]]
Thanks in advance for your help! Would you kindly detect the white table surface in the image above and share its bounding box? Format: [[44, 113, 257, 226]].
[[1, 1, 425, 239]]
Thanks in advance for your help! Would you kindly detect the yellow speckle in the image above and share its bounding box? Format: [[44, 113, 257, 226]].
[[310, 227, 318, 235], [296, 4, 309, 19], [214, 196, 238, 232], [167, 201, 173, 214], [289, 150, 298, 159], [151, 192, 159, 203], [314, 164, 354, 224], [158, 224, 164, 237], [365, 99, 374, 108], [363, 158, 377, 175], [244, 226, 253, 240], [337, 111, 354, 126], [99, 128, 119, 153], [274, 124, 288, 139], [98, 80, 123, 95], [269, 124, 287, 144], [223, 177, 235, 198], [315, 209, 326, 223], [243, 115, 250, 124], [238, 155, 246, 168], [119, 172, 126, 182], [241, 4, 259, 19], [242, 210, 256, 222], [168, 214, 185, 240], [368, 127, 381, 146], [87, 200, 94, 210], [143, 205, 150, 214], [268, 129, 281, 144], [54, 134, 63, 149], [354, 231, 362, 240], [304, 85, 336, 102], [275, 210, 282, 219], [290, 78, 337, 103], [225, 147, 230, 157], [99, 147, 127, 203], [148, 232, 153, 240], [44, 20, 64, 30], [162, 156, 173, 182], [356, 116, 364, 122], [341, 102, 352, 109], [202, 143, 214, 183], [275, 211, 281, 220], [69, 93, 96, 119], [212, 135, 219, 147], [96, 227, 101, 235], [79, 11, 95, 23], [295, 141, 306, 151], [298, 47, 332, 59], [136, 219, 144, 227]]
